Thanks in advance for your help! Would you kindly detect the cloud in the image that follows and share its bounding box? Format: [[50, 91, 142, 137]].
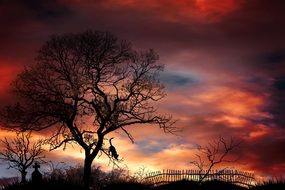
[[241, 128, 285, 177], [0, 62, 22, 105], [100, 0, 245, 23], [0, 0, 285, 179]]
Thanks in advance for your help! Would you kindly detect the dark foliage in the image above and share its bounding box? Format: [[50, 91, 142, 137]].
[[102, 181, 150, 190], [4, 172, 285, 190], [201, 180, 247, 190], [250, 180, 285, 190], [155, 180, 246, 190], [155, 180, 200, 190], [4, 178, 83, 190]]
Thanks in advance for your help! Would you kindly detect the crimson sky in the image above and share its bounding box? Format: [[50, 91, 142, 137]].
[[0, 0, 285, 179]]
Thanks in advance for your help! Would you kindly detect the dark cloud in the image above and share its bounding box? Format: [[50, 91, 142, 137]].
[[274, 77, 285, 91], [254, 50, 285, 77], [250, 49, 285, 128], [263, 51, 285, 65], [243, 135, 285, 176], [265, 77, 285, 128], [0, 0, 72, 21], [0, 0, 74, 61], [16, 0, 72, 20]]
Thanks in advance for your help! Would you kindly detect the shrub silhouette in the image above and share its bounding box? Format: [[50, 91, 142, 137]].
[[103, 181, 150, 190], [201, 180, 247, 190], [250, 179, 285, 190], [4, 178, 83, 190], [155, 180, 200, 190]]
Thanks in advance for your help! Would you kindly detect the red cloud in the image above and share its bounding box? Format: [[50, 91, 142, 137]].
[[0, 64, 21, 97], [93, 0, 245, 23]]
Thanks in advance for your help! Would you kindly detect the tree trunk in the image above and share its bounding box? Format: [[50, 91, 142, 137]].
[[83, 134, 104, 189], [83, 155, 92, 190], [21, 170, 27, 183]]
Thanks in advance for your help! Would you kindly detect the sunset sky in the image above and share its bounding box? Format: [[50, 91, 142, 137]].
[[0, 0, 285, 180]]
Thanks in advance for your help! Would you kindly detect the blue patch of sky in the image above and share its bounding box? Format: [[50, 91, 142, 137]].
[[136, 137, 195, 155], [159, 69, 200, 90], [136, 139, 170, 155], [0, 163, 21, 178]]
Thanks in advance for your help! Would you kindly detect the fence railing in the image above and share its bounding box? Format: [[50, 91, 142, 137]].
[[144, 169, 255, 187]]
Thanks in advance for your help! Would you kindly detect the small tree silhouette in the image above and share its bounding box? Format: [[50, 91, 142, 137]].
[[0, 132, 45, 183], [1, 30, 175, 189], [190, 136, 241, 183]]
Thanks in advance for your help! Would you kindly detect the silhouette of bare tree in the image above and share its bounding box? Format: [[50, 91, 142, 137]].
[[190, 136, 241, 183], [0, 132, 45, 183], [0, 30, 175, 189]]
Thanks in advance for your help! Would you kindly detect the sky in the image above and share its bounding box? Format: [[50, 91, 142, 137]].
[[0, 0, 285, 180]]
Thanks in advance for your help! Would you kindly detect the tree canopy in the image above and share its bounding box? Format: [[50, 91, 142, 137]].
[[1, 30, 175, 188]]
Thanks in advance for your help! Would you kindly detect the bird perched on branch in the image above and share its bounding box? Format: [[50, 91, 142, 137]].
[[108, 137, 119, 160]]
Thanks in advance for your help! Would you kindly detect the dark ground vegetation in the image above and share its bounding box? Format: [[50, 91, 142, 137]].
[[2, 166, 285, 190]]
